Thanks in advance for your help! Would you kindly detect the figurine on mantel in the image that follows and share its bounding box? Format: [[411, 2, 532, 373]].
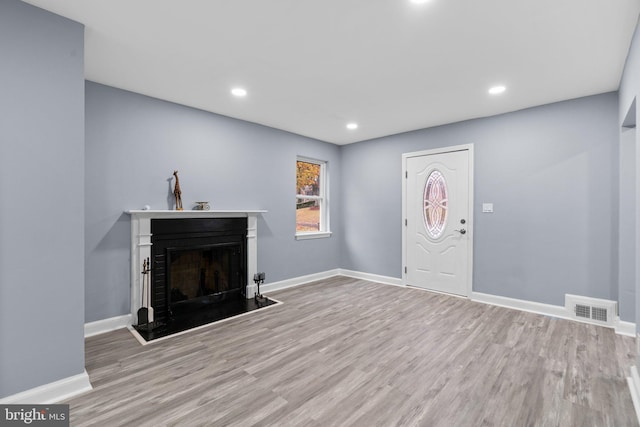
[[173, 170, 183, 211]]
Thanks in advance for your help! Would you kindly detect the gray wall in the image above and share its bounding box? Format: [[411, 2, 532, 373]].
[[0, 0, 85, 398], [340, 93, 620, 311], [619, 16, 640, 335], [85, 82, 342, 322]]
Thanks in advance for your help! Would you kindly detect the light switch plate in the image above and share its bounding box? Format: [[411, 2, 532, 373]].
[[482, 203, 494, 213]]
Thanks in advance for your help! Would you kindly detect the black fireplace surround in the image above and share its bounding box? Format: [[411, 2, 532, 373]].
[[133, 215, 278, 342], [150, 217, 247, 325]]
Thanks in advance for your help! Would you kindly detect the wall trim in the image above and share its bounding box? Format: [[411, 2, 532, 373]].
[[471, 291, 570, 319], [84, 314, 132, 338], [338, 269, 403, 287], [616, 319, 636, 337], [628, 366, 640, 426], [0, 371, 92, 404], [471, 291, 635, 336], [260, 269, 342, 294]]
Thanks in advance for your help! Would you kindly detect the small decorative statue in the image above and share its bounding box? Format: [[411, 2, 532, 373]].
[[173, 170, 183, 211]]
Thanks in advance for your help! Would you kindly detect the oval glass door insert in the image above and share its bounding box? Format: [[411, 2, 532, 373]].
[[423, 170, 448, 238]]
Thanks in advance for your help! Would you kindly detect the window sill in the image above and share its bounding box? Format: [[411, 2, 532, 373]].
[[295, 231, 332, 240]]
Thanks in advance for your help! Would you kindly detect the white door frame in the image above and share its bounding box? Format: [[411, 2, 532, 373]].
[[401, 143, 475, 296]]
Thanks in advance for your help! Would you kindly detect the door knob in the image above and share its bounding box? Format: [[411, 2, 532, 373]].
[[454, 228, 466, 235]]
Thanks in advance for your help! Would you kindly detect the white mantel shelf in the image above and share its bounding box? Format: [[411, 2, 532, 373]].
[[126, 209, 266, 323], [126, 209, 267, 217]]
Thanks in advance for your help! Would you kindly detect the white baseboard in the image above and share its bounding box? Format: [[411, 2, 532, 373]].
[[471, 291, 569, 320], [471, 292, 636, 336], [260, 269, 402, 294], [260, 269, 341, 294], [628, 366, 640, 426], [338, 269, 403, 287], [616, 319, 636, 337], [84, 314, 132, 338], [0, 370, 92, 404]]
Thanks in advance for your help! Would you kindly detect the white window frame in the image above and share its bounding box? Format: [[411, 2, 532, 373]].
[[295, 156, 331, 240]]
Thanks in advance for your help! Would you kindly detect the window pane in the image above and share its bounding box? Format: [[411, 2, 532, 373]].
[[423, 169, 448, 238], [296, 161, 321, 196], [296, 199, 320, 232]]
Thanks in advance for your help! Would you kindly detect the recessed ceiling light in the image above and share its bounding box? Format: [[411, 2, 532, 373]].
[[488, 85, 506, 95], [231, 88, 247, 97], [410, 0, 430, 3], [346, 123, 358, 130]]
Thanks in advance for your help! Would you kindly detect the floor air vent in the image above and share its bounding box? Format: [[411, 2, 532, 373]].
[[565, 295, 616, 327]]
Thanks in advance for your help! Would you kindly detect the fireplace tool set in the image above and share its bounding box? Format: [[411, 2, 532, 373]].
[[136, 258, 160, 331], [253, 272, 267, 305]]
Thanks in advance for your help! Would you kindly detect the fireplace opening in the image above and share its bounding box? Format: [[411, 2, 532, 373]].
[[168, 243, 242, 317]]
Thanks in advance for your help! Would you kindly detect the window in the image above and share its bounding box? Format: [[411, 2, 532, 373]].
[[296, 158, 330, 239]]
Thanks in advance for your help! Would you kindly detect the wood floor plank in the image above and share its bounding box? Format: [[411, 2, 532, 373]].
[[67, 277, 637, 426]]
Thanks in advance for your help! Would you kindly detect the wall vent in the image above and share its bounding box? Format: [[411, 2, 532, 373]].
[[565, 294, 616, 327]]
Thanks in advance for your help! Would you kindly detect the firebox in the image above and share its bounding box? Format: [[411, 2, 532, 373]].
[[150, 218, 247, 325], [167, 243, 243, 313]]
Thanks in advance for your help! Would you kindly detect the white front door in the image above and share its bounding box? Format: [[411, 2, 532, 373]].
[[404, 148, 471, 296]]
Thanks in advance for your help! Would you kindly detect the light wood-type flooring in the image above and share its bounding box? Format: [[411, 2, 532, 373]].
[[68, 276, 638, 426]]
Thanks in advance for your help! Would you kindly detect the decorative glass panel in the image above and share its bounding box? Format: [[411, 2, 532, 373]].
[[423, 170, 448, 238]]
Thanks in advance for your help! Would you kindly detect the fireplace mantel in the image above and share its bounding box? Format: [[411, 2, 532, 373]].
[[126, 209, 266, 323], [127, 209, 267, 218]]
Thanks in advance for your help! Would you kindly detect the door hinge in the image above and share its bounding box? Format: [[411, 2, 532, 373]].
[[404, 266, 407, 274], [405, 219, 407, 226], [405, 171, 408, 178]]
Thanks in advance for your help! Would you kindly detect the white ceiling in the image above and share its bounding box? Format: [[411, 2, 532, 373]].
[[22, 0, 640, 145]]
